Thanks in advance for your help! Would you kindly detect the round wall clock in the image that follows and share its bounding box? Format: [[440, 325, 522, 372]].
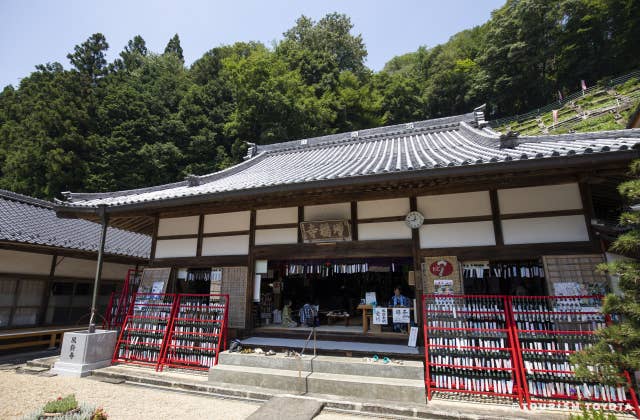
[[405, 211, 424, 229]]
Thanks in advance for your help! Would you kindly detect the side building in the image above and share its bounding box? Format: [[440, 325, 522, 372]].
[[0, 190, 150, 328]]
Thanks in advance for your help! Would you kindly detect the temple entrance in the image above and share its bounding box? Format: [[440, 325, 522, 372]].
[[252, 258, 417, 340]]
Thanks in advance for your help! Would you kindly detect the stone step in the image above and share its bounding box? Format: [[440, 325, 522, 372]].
[[307, 371, 425, 404], [209, 364, 310, 393], [217, 351, 423, 379], [312, 355, 423, 380]]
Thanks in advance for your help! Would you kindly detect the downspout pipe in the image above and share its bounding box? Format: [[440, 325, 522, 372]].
[[88, 205, 109, 333]]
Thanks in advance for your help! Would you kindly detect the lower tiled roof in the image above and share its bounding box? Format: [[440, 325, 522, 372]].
[[0, 190, 150, 258]]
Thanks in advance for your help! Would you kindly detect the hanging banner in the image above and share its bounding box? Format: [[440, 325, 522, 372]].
[[408, 326, 419, 347], [373, 307, 388, 325]]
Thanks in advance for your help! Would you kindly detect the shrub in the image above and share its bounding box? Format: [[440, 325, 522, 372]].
[[42, 395, 78, 414]]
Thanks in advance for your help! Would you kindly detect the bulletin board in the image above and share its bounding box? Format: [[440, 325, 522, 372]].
[[422, 256, 462, 294]]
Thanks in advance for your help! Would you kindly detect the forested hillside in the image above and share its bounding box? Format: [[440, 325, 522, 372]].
[[1, 0, 639, 199]]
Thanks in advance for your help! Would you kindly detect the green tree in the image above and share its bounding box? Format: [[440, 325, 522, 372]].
[[164, 34, 184, 62], [571, 160, 640, 382], [66, 33, 109, 83]]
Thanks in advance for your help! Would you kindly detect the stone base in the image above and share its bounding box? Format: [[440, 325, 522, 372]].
[[52, 329, 117, 377], [52, 359, 112, 377]]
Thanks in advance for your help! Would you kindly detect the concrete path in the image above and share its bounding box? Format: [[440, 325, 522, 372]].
[[247, 396, 323, 420]]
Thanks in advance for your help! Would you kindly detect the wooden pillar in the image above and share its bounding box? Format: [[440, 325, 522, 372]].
[[579, 181, 596, 241], [245, 209, 257, 330], [297, 206, 304, 243], [38, 254, 57, 326], [89, 205, 108, 333], [409, 197, 423, 325], [489, 190, 504, 246], [350, 201, 358, 241], [150, 214, 159, 260], [196, 214, 205, 257]]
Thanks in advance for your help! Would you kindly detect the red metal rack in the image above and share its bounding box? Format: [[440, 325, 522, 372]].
[[422, 294, 524, 407], [159, 294, 229, 372], [111, 293, 177, 369], [103, 269, 142, 329], [509, 295, 640, 416]]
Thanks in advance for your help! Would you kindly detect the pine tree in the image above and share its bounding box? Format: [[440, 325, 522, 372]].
[[164, 34, 184, 62], [571, 160, 640, 383]]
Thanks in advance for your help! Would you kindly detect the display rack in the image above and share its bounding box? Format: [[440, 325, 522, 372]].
[[423, 294, 524, 407], [159, 294, 229, 371], [112, 293, 177, 368], [509, 295, 640, 415], [103, 269, 141, 329]]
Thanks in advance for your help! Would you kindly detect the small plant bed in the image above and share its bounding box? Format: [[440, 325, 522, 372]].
[[24, 394, 108, 420]]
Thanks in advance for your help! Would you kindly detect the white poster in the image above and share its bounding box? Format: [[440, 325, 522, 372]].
[[365, 292, 377, 305], [392, 307, 411, 323], [253, 274, 261, 302], [408, 326, 419, 347], [151, 281, 165, 294], [434, 279, 454, 294], [373, 307, 388, 325]]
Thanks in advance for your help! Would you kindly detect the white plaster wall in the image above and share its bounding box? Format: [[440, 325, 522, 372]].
[[502, 215, 589, 244], [358, 221, 412, 240], [54, 258, 133, 280], [157, 216, 199, 236], [420, 221, 496, 248], [154, 238, 198, 258], [255, 228, 298, 245], [202, 235, 249, 256], [357, 198, 410, 219], [204, 211, 250, 233], [417, 191, 491, 219], [498, 183, 582, 214], [0, 250, 53, 275], [304, 203, 351, 221], [256, 207, 298, 225]]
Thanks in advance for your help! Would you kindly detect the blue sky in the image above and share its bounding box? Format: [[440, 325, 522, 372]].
[[0, 0, 504, 88]]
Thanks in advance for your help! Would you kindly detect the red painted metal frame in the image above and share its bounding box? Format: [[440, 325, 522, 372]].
[[111, 293, 178, 368], [508, 295, 640, 416], [103, 268, 142, 329], [158, 294, 230, 372], [423, 294, 640, 417], [422, 294, 524, 408]]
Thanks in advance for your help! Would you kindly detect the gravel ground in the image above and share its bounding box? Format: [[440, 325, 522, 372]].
[[0, 370, 379, 420], [0, 370, 261, 420]]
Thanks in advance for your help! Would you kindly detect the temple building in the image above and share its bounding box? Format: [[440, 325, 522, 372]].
[[52, 108, 640, 342]]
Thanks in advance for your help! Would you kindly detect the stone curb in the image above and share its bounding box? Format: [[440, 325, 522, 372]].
[[91, 367, 552, 420]]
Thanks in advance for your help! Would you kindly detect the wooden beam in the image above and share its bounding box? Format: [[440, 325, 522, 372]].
[[358, 216, 406, 224], [424, 215, 493, 225], [489, 190, 504, 247], [350, 201, 358, 241], [500, 209, 584, 220], [254, 223, 298, 230], [253, 239, 413, 260], [418, 240, 600, 260], [202, 230, 250, 238], [0, 242, 145, 265], [149, 255, 249, 267], [156, 234, 199, 240]]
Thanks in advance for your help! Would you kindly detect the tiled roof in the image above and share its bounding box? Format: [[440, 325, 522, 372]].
[[0, 190, 150, 258], [58, 111, 640, 209]]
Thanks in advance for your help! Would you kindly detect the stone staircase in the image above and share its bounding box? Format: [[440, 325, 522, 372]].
[[208, 351, 426, 404]]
